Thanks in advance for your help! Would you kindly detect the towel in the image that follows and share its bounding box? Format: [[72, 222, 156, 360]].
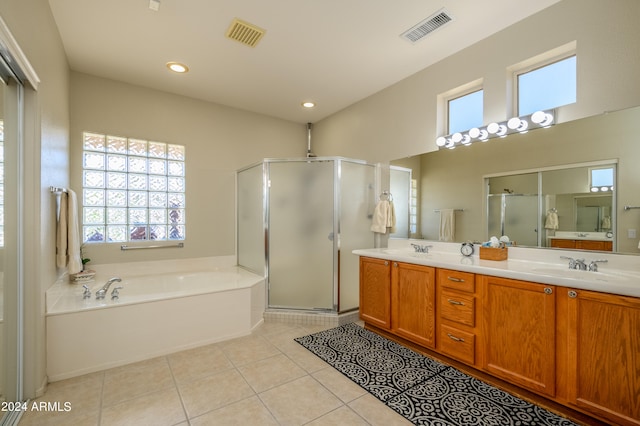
[[371, 200, 396, 234], [56, 190, 83, 274], [439, 209, 455, 242], [544, 210, 559, 230], [601, 216, 611, 230]]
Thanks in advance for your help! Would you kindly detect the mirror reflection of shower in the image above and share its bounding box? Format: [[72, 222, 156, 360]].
[[0, 80, 4, 408]]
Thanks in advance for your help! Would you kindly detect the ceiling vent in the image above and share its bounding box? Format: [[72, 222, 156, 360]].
[[401, 9, 453, 43], [226, 18, 266, 48]]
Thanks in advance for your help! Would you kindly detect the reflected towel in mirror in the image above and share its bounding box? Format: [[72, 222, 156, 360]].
[[439, 209, 455, 242], [544, 210, 559, 230]]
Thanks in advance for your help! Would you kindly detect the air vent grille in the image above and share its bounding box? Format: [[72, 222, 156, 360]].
[[226, 18, 266, 48], [401, 9, 452, 43]]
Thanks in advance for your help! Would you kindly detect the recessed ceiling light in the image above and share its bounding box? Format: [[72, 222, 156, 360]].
[[302, 102, 315, 108], [166, 62, 189, 73]]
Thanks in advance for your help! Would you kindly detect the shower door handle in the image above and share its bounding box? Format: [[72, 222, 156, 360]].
[[328, 232, 334, 241]]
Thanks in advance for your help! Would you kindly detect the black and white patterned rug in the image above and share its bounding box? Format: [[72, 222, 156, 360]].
[[294, 323, 577, 426]]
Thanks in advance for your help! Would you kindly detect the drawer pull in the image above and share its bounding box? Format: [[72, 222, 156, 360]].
[[447, 276, 465, 283], [447, 299, 465, 306], [447, 333, 465, 342]]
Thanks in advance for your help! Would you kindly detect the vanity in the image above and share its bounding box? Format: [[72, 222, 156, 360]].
[[548, 231, 613, 251], [354, 241, 640, 426]]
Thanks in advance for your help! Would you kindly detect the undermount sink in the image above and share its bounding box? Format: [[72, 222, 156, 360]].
[[530, 266, 632, 283], [382, 249, 431, 258]]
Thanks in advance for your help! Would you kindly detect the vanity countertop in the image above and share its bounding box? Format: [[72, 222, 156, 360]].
[[353, 241, 640, 298], [547, 231, 612, 241]]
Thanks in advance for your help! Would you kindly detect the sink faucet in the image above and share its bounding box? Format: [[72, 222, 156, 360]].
[[560, 256, 587, 270], [411, 243, 432, 253], [96, 277, 122, 300], [588, 259, 608, 272]]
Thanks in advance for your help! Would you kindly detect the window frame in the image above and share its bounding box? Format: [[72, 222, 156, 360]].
[[438, 78, 484, 137], [81, 131, 186, 244]]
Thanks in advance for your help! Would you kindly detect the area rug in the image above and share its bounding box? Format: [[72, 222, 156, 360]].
[[294, 323, 577, 426]]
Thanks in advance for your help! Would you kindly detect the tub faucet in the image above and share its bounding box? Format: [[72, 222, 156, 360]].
[[96, 277, 122, 300]]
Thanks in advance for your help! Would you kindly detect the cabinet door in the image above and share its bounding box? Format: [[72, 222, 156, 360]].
[[359, 257, 391, 329], [566, 289, 640, 425], [550, 239, 576, 249], [391, 262, 436, 348], [481, 275, 556, 397]]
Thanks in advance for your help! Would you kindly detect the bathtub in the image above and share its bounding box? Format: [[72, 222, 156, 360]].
[[46, 256, 265, 381]]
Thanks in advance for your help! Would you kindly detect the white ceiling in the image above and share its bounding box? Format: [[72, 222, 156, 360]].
[[48, 0, 560, 124]]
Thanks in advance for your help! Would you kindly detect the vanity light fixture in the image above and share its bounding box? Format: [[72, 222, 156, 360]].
[[166, 62, 189, 73], [436, 109, 555, 150]]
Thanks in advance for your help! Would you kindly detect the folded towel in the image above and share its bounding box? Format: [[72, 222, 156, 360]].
[[544, 210, 559, 230], [439, 209, 455, 242], [601, 216, 611, 230], [56, 190, 83, 274], [371, 200, 396, 234]]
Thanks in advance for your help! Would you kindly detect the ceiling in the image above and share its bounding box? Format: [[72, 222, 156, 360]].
[[48, 0, 560, 124]]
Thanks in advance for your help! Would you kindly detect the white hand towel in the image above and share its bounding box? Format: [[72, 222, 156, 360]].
[[56, 193, 68, 269], [371, 200, 389, 234], [387, 200, 396, 233], [66, 189, 83, 274], [544, 210, 559, 230], [439, 209, 455, 242]]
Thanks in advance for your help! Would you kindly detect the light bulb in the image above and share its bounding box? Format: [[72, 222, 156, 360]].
[[487, 122, 500, 134], [436, 137, 447, 147], [452, 133, 463, 143]]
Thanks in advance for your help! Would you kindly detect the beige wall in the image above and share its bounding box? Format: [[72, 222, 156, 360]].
[[1, 0, 70, 398], [313, 0, 640, 163], [70, 72, 306, 265]]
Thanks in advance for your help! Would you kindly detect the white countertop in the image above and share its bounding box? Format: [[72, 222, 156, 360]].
[[546, 231, 613, 242], [353, 240, 640, 298]]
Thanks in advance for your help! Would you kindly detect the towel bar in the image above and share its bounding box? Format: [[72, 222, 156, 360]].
[[434, 209, 464, 212], [121, 242, 184, 251], [623, 205, 640, 211]]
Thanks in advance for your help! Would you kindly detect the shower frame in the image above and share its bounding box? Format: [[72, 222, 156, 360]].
[[236, 156, 377, 314]]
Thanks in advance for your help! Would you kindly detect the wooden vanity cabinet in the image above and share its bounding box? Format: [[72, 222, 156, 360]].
[[391, 262, 436, 349], [359, 257, 391, 330], [436, 269, 479, 366], [562, 288, 640, 425], [480, 275, 556, 397], [550, 238, 612, 251]]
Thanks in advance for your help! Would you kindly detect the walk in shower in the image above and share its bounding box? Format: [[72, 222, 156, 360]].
[[237, 157, 376, 313]]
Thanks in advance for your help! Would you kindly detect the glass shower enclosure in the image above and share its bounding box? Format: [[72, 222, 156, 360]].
[[237, 157, 376, 313]]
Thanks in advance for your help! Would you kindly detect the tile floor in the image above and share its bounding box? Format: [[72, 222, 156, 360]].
[[19, 321, 412, 426]]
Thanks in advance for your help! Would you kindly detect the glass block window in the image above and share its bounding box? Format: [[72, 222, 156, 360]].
[[82, 132, 185, 243], [409, 178, 417, 235], [517, 55, 576, 116], [448, 89, 483, 135]]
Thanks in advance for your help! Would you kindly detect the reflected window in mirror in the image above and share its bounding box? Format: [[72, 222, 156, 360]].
[[590, 166, 614, 192]]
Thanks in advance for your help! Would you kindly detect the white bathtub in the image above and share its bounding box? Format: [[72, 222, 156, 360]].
[[46, 257, 265, 381]]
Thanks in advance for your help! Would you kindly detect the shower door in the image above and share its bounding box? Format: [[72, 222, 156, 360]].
[[267, 160, 335, 310]]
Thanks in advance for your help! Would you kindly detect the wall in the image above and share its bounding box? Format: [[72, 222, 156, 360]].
[[313, 0, 640, 163], [0, 0, 70, 398], [70, 73, 306, 265]]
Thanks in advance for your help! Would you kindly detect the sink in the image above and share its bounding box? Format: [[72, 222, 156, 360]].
[[382, 249, 431, 258], [530, 266, 632, 282]]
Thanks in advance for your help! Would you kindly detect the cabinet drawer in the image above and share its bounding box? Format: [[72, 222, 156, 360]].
[[438, 269, 475, 293], [440, 325, 475, 365], [441, 290, 475, 326]]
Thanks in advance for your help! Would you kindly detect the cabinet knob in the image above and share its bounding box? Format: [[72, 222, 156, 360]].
[[544, 287, 553, 295], [384, 261, 389, 266], [568, 290, 577, 298]]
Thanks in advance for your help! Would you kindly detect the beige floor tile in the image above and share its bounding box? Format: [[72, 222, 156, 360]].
[[348, 394, 413, 426], [219, 334, 280, 366], [254, 321, 306, 338], [189, 396, 278, 426], [306, 405, 370, 426], [312, 366, 367, 403], [279, 340, 331, 373], [167, 344, 233, 384], [238, 353, 307, 393], [179, 368, 254, 419], [259, 375, 343, 426], [100, 387, 186, 426], [18, 405, 100, 426], [102, 357, 175, 407]]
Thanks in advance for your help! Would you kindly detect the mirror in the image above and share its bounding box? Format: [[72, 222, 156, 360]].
[[391, 105, 640, 254]]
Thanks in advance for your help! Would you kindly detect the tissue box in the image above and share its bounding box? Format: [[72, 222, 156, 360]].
[[479, 246, 508, 261]]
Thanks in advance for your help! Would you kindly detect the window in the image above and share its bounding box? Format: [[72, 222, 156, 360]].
[[82, 132, 186, 243], [448, 89, 483, 134], [590, 167, 614, 192], [409, 178, 417, 234], [517, 55, 576, 116]]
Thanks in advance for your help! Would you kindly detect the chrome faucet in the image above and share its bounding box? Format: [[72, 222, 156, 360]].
[[560, 256, 577, 269], [588, 259, 608, 272], [411, 243, 432, 253], [560, 256, 587, 270], [96, 277, 122, 300]]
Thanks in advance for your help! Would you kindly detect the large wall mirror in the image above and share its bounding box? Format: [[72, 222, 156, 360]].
[[391, 105, 640, 254]]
